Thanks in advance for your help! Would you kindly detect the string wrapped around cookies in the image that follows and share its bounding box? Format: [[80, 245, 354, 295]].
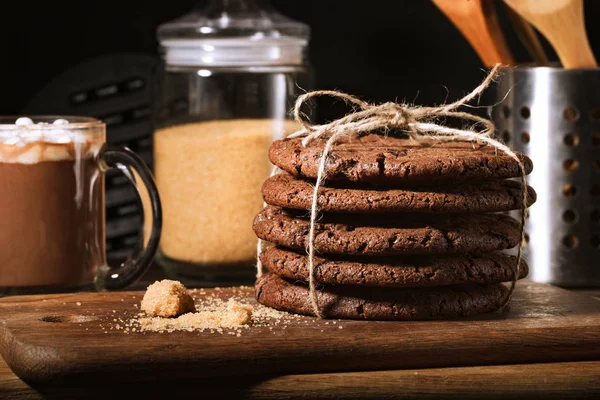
[[256, 64, 529, 319]]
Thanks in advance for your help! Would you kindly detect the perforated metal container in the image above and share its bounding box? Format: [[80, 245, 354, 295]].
[[490, 67, 600, 287]]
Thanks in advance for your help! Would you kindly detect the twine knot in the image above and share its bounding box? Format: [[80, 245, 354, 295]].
[[389, 105, 412, 127]]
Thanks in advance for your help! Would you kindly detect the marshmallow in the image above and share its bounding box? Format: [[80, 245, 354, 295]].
[[0, 117, 100, 163], [15, 117, 34, 126], [2, 137, 21, 145]]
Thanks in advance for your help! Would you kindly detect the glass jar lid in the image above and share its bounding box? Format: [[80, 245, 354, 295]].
[[158, 0, 310, 67]]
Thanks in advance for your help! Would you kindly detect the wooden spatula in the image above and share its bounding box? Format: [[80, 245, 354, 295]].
[[503, 0, 597, 68], [432, 0, 515, 66], [505, 6, 549, 66]]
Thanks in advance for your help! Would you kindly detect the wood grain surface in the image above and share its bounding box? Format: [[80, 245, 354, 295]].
[[1, 282, 599, 384], [1, 357, 599, 400]]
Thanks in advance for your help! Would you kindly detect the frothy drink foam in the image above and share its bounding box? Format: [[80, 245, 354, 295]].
[[0, 117, 100, 164], [0, 119, 105, 291]]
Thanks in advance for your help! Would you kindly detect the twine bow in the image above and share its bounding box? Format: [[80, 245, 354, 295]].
[[256, 64, 528, 318]]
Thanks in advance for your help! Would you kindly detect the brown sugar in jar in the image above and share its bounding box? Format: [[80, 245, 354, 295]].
[[153, 119, 299, 282]]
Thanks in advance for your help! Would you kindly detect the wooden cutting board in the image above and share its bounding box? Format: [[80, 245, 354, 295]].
[[1, 282, 599, 383]]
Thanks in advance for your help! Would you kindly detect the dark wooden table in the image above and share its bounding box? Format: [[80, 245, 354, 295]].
[[1, 267, 599, 399], [1, 357, 599, 399]]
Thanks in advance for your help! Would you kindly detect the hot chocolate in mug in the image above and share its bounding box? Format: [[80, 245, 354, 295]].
[[0, 116, 162, 295]]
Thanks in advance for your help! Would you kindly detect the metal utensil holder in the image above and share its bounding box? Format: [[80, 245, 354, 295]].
[[491, 67, 600, 287]]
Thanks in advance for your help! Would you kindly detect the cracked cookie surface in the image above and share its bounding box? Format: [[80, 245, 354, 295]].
[[255, 273, 508, 320], [262, 173, 536, 214], [253, 206, 521, 256], [269, 134, 533, 184], [260, 246, 528, 287]]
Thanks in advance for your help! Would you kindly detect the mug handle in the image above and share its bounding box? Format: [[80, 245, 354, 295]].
[[95, 144, 162, 290]]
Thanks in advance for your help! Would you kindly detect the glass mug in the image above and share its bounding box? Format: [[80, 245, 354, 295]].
[[0, 116, 161, 295]]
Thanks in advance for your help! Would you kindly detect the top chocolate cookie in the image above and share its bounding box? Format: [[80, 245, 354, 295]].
[[269, 134, 533, 184]]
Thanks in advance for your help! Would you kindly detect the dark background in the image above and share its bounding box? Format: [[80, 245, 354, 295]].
[[2, 0, 600, 116]]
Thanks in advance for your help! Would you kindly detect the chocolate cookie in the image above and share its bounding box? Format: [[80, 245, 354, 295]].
[[269, 135, 533, 184], [255, 273, 508, 320], [253, 206, 521, 256], [260, 246, 528, 287], [262, 173, 536, 214]]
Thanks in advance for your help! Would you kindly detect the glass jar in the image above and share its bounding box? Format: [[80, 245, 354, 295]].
[[154, 0, 310, 286]]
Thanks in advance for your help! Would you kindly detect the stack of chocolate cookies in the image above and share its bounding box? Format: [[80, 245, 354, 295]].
[[254, 135, 535, 320]]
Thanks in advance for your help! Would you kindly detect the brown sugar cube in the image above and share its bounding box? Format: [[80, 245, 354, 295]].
[[141, 280, 195, 317]]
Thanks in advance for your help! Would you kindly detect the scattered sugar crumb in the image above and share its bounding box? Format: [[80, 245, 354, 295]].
[[138, 299, 252, 333], [102, 283, 301, 335], [76, 302, 81, 306]]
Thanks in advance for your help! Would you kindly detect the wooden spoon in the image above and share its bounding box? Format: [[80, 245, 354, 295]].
[[505, 6, 549, 66], [503, 0, 597, 68], [432, 0, 515, 66]]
